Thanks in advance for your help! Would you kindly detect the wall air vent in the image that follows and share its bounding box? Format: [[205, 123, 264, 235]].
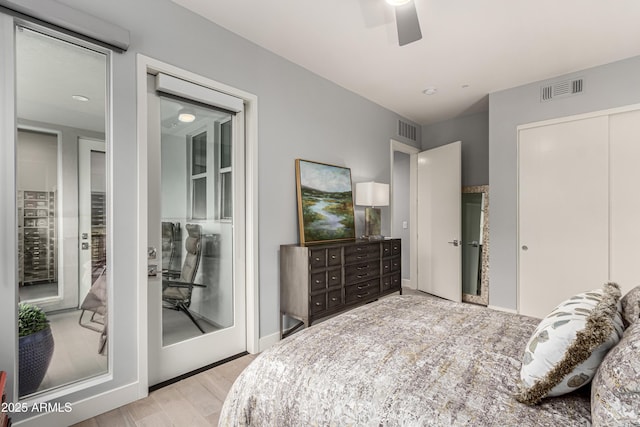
[[398, 120, 417, 142], [541, 78, 584, 102]]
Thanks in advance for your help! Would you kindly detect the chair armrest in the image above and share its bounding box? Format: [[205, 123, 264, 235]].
[[164, 280, 206, 289], [162, 269, 181, 279]]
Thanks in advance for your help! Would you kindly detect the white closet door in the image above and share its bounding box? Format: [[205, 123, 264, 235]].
[[518, 116, 609, 318], [610, 109, 640, 295]]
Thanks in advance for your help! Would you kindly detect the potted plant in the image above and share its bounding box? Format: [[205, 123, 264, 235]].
[[18, 302, 54, 396]]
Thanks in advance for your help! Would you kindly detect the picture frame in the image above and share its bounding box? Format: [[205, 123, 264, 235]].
[[295, 159, 356, 245]]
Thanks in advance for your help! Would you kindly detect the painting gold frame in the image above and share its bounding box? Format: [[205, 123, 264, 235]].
[[295, 159, 356, 245]]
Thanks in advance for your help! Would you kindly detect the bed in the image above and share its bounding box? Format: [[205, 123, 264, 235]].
[[220, 295, 596, 426]]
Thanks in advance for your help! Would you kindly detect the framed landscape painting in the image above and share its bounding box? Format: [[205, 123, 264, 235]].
[[295, 159, 356, 245]]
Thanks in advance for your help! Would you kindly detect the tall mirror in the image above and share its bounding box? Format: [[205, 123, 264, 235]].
[[15, 24, 109, 397], [462, 185, 489, 306]]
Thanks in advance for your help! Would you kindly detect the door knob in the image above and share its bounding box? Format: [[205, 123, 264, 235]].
[[447, 240, 460, 247]]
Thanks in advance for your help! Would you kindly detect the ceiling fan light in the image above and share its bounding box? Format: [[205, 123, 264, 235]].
[[386, 0, 411, 6]]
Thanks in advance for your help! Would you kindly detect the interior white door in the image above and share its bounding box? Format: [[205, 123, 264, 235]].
[[518, 116, 609, 318], [416, 141, 462, 302], [609, 109, 640, 293], [147, 74, 246, 386], [78, 138, 106, 305]]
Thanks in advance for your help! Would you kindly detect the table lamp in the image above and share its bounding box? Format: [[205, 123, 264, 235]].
[[355, 181, 389, 239]]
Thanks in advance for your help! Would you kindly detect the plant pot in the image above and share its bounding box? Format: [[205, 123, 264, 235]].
[[18, 326, 54, 396]]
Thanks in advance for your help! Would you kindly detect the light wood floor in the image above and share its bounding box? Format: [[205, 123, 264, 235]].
[[72, 354, 257, 427]]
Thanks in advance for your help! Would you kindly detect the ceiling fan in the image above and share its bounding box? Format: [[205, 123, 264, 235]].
[[386, 0, 422, 46]]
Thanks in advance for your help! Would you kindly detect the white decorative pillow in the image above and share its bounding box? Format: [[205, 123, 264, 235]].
[[516, 282, 624, 405]]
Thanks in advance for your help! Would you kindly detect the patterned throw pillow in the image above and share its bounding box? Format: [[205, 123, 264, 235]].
[[516, 282, 624, 405], [620, 286, 640, 328], [591, 321, 640, 425]]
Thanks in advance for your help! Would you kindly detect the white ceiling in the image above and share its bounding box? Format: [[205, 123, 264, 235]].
[[172, 0, 640, 126], [16, 27, 106, 133]]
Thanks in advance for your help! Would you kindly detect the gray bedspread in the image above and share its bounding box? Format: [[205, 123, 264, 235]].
[[220, 295, 591, 426]]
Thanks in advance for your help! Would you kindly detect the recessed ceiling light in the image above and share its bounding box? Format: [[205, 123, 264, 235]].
[[386, 0, 411, 5], [422, 87, 438, 96], [178, 109, 196, 123], [72, 95, 89, 102]]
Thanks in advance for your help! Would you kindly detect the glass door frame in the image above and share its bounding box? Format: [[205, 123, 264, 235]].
[[136, 55, 260, 391]]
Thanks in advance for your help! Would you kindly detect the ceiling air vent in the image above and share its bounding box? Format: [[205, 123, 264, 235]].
[[541, 78, 584, 102], [398, 120, 417, 142]]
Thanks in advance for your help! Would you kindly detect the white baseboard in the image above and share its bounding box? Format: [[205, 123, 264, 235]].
[[258, 331, 281, 352], [14, 382, 141, 427], [488, 305, 518, 315]]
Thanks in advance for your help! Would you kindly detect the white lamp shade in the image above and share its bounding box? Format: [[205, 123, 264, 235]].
[[355, 182, 389, 207]]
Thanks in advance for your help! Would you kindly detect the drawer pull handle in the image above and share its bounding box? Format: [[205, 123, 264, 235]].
[[384, 265, 389, 270], [356, 255, 365, 259], [356, 247, 363, 251], [357, 265, 369, 270], [357, 292, 370, 299], [356, 273, 368, 279], [331, 297, 338, 301], [315, 302, 322, 306], [357, 283, 370, 290], [314, 257, 320, 261], [315, 280, 321, 284], [331, 255, 337, 259], [331, 276, 337, 280]]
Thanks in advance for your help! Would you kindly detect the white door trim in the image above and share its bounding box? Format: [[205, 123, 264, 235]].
[[135, 54, 259, 397], [390, 139, 419, 290]]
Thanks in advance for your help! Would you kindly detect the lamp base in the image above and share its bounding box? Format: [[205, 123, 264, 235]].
[[363, 207, 382, 239]]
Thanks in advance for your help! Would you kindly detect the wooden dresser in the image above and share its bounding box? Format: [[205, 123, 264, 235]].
[[280, 239, 401, 338]]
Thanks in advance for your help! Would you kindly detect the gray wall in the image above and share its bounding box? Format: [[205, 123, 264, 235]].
[[422, 111, 489, 186], [392, 151, 410, 280], [52, 0, 420, 340], [489, 55, 640, 310]]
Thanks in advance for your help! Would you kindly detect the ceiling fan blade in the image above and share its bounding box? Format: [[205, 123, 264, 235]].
[[395, 1, 422, 46]]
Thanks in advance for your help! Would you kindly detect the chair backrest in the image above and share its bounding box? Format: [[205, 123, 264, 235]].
[[180, 223, 202, 283]]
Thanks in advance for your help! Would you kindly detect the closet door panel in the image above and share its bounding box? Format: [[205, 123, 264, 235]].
[[610, 109, 640, 296], [518, 116, 609, 318]]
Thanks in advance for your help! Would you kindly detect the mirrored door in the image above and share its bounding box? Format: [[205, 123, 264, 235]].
[[15, 25, 110, 398]]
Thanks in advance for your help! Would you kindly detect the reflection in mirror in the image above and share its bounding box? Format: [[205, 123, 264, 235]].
[[462, 185, 489, 306], [15, 25, 109, 398]]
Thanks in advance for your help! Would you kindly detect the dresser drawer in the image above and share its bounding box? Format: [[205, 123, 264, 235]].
[[392, 240, 401, 255], [310, 293, 326, 314], [345, 261, 379, 284], [382, 272, 402, 291], [345, 279, 380, 304], [310, 271, 327, 292], [391, 257, 401, 272], [327, 268, 341, 288], [344, 243, 380, 264], [327, 289, 342, 309], [382, 241, 392, 257], [382, 258, 392, 275], [327, 247, 341, 266], [309, 249, 326, 268]]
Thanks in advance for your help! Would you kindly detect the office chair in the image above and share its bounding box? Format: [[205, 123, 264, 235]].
[[162, 223, 206, 333]]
